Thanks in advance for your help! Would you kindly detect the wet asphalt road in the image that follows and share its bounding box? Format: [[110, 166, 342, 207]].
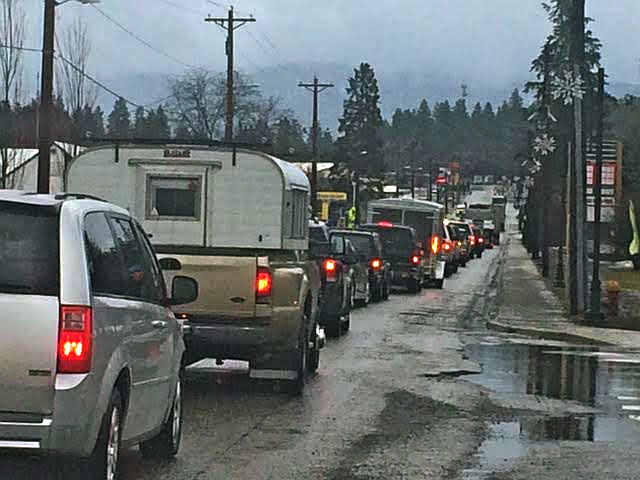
[[6, 242, 640, 479]]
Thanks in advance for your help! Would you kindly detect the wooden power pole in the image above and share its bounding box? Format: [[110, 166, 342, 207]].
[[37, 0, 56, 194], [205, 7, 255, 143], [298, 77, 334, 216]]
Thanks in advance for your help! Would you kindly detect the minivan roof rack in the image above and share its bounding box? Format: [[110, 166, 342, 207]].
[[54, 193, 107, 202]]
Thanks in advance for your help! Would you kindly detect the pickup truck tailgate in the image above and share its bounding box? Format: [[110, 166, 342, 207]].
[[161, 255, 258, 317]]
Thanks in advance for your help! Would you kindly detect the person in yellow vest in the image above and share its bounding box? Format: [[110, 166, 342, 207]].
[[630, 200, 640, 270], [347, 206, 357, 229]]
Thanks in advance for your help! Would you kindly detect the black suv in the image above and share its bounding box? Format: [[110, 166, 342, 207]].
[[359, 222, 423, 293], [309, 220, 359, 337], [330, 229, 391, 303]]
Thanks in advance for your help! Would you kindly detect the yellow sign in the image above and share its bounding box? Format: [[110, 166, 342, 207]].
[[318, 191, 348, 201]]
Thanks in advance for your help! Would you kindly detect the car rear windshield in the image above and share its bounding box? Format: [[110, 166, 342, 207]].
[[0, 202, 59, 296], [309, 226, 328, 243], [372, 228, 414, 255], [334, 234, 372, 256], [448, 224, 470, 241]]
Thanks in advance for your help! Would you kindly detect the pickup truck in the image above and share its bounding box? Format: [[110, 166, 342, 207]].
[[65, 144, 325, 393], [309, 220, 356, 337]]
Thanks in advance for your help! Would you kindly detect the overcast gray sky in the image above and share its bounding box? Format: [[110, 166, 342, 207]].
[[18, 1, 640, 108]]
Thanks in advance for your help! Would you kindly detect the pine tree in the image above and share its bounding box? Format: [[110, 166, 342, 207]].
[[471, 102, 483, 120], [133, 106, 146, 138], [107, 97, 131, 138], [338, 62, 385, 174], [154, 106, 170, 138]]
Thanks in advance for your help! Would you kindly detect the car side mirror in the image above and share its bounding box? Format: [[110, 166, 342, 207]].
[[343, 254, 359, 265], [170, 276, 198, 306]]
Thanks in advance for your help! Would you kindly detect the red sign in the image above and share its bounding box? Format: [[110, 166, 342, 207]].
[[436, 176, 447, 185]]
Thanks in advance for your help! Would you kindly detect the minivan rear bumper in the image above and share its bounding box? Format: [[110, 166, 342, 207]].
[[0, 373, 99, 458]]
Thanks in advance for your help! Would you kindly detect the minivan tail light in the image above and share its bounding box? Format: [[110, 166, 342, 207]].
[[325, 259, 338, 282], [256, 267, 272, 300], [58, 305, 92, 374]]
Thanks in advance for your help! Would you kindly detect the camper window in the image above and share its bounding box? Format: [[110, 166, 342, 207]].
[[147, 176, 201, 220], [290, 189, 307, 239]]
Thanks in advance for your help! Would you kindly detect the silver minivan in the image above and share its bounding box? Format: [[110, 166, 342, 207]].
[[0, 191, 198, 479]]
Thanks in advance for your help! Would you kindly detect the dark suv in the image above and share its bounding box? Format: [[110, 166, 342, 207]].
[[309, 220, 355, 337], [330, 230, 391, 303], [359, 222, 423, 293]]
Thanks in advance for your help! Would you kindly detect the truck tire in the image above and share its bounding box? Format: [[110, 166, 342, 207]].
[[341, 311, 351, 333], [382, 281, 390, 300], [307, 320, 320, 374], [140, 371, 183, 459], [286, 315, 309, 396]]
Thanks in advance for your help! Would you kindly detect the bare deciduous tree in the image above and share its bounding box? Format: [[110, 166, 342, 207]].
[[56, 16, 98, 115], [0, 0, 25, 188], [168, 68, 266, 141]]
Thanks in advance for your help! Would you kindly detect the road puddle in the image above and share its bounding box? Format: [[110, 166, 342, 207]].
[[461, 342, 640, 478]]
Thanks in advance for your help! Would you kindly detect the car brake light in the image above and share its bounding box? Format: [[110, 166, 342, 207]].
[[58, 305, 92, 374], [444, 243, 451, 251], [478, 237, 484, 244], [412, 255, 420, 264], [377, 221, 393, 228], [469, 235, 476, 246], [431, 236, 440, 255], [256, 267, 272, 299], [325, 259, 338, 282], [371, 259, 381, 269]]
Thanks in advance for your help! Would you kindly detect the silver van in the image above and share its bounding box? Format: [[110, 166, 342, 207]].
[[0, 191, 198, 480]]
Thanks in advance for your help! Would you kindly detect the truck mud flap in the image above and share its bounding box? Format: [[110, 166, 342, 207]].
[[249, 369, 298, 380], [435, 261, 446, 280]]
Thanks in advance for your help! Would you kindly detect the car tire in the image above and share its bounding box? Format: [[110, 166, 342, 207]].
[[407, 279, 420, 294], [382, 281, 390, 300], [341, 311, 351, 333], [433, 278, 445, 289], [83, 389, 123, 480], [140, 371, 183, 459], [354, 284, 370, 308], [307, 320, 320, 374], [325, 315, 342, 338]]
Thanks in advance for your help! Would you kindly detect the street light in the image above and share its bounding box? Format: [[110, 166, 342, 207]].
[[37, 0, 99, 194]]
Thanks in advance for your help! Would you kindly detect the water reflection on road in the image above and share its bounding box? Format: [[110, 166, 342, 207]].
[[462, 341, 640, 478]]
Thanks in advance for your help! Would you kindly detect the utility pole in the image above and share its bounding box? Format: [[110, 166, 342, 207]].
[[205, 7, 255, 143], [298, 77, 334, 216], [37, 0, 55, 194], [541, 44, 552, 278], [568, 0, 586, 314], [587, 67, 605, 323]]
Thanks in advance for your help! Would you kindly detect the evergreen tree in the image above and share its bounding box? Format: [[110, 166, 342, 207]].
[[338, 62, 385, 174], [471, 102, 483, 120], [154, 106, 170, 138], [107, 97, 131, 138], [133, 106, 146, 138]]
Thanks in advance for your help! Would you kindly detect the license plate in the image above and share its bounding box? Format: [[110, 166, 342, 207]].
[[435, 261, 446, 280]]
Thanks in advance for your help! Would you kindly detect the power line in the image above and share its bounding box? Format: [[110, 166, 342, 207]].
[[91, 5, 196, 69], [56, 53, 141, 108], [0, 44, 41, 53], [156, 0, 208, 17]]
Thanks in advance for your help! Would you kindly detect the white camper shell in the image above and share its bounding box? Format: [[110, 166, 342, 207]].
[[66, 145, 310, 250]]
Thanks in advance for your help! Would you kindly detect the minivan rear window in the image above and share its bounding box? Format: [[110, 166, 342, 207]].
[[0, 202, 58, 296], [369, 227, 415, 255]]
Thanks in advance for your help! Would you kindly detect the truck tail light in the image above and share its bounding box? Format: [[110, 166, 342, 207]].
[[256, 267, 272, 300], [431, 236, 440, 255], [478, 237, 484, 244], [443, 242, 451, 251], [371, 259, 381, 270], [325, 259, 338, 282], [58, 305, 92, 374], [469, 235, 476, 246], [411, 255, 420, 265]]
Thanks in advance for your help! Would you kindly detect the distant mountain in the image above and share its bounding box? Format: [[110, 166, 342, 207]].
[[608, 81, 640, 98], [96, 63, 536, 132]]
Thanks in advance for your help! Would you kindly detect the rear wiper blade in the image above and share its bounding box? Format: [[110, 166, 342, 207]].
[[0, 283, 33, 293]]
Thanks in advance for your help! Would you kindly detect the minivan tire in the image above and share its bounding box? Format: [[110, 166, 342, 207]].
[[82, 389, 123, 480], [140, 371, 183, 459]]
